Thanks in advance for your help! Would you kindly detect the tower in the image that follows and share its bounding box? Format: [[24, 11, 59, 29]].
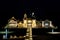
[[23, 13, 27, 28]]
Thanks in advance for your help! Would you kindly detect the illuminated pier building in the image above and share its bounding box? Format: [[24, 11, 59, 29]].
[[4, 13, 56, 29]]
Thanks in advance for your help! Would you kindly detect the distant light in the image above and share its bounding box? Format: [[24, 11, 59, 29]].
[[32, 12, 34, 16], [28, 24, 32, 25], [52, 29, 54, 32], [3, 35, 6, 39], [48, 32, 60, 34], [6, 29, 7, 39]]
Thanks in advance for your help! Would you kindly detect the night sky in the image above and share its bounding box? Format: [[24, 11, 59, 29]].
[[0, 0, 60, 28]]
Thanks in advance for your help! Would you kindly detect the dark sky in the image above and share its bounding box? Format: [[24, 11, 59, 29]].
[[0, 0, 60, 28]]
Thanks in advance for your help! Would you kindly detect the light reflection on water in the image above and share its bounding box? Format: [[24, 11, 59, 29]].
[[0, 28, 60, 40]]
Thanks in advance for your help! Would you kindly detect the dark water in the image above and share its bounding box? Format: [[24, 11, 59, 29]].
[[0, 28, 60, 40]]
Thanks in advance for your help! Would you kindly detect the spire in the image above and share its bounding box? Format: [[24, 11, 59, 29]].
[[11, 16, 16, 20], [12, 17, 15, 19], [8, 16, 16, 22], [23, 13, 27, 19]]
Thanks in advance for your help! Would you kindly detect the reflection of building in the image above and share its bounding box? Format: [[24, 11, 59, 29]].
[[25, 19, 33, 40], [5, 13, 56, 28]]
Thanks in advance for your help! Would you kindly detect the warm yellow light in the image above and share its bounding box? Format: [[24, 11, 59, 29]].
[[19, 22, 22, 24], [8, 24, 17, 28], [18, 22, 23, 28], [32, 20, 36, 28], [10, 35, 13, 38], [24, 20, 27, 23], [23, 23, 27, 28], [13, 36, 17, 38], [8, 19, 17, 28], [32, 20, 36, 23], [28, 20, 32, 23], [28, 24, 32, 25]]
